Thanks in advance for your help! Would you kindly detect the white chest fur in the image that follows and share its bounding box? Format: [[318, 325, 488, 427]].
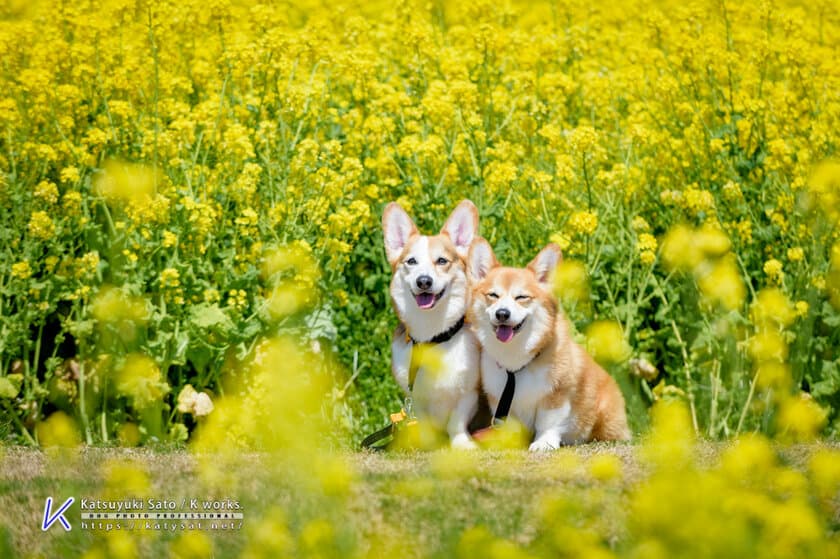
[[391, 328, 479, 426], [481, 352, 578, 442]]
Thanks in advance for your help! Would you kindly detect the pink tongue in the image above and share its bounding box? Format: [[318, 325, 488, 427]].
[[416, 293, 435, 309], [496, 325, 514, 342]]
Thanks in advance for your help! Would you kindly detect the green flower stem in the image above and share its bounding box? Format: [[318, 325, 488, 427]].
[[78, 359, 93, 445], [4, 400, 36, 446]]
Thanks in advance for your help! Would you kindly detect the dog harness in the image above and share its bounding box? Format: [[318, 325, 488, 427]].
[[491, 352, 541, 426], [360, 315, 467, 450]]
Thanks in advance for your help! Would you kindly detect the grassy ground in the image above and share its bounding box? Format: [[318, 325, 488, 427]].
[[0, 443, 837, 558]]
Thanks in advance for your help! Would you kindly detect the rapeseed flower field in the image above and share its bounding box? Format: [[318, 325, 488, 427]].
[[1, 0, 840, 557]]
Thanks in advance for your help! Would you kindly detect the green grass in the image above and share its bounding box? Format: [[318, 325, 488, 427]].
[[1, 443, 837, 558]]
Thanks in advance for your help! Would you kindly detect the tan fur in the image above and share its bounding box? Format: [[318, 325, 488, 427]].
[[387, 234, 463, 326], [468, 241, 630, 445]]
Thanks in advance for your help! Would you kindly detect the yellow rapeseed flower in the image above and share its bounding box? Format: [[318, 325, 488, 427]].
[[787, 247, 804, 262], [750, 288, 795, 329], [763, 258, 784, 281], [159, 267, 181, 289], [697, 255, 746, 311], [95, 160, 157, 203], [777, 395, 827, 442], [28, 210, 55, 240], [11, 261, 32, 279], [115, 354, 170, 409], [36, 411, 80, 448], [33, 180, 58, 204], [585, 320, 631, 364], [552, 259, 589, 305], [569, 211, 598, 236]]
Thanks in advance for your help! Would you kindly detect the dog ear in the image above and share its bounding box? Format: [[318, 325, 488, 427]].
[[382, 203, 418, 265], [527, 243, 562, 285], [441, 200, 478, 258], [468, 237, 498, 282]]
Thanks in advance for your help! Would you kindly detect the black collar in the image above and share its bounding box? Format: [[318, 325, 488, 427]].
[[408, 315, 466, 345]]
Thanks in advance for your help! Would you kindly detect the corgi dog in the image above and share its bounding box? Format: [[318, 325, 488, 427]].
[[467, 240, 630, 450], [382, 200, 482, 449]]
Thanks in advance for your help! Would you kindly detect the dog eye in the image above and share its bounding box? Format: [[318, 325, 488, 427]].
[[406, 257, 417, 265], [515, 295, 531, 301], [487, 292, 499, 299], [436, 257, 448, 265]]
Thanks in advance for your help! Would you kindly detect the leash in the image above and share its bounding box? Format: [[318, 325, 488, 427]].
[[359, 410, 406, 450], [361, 315, 467, 450]]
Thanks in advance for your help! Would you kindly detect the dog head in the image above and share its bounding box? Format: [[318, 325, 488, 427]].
[[468, 240, 561, 370], [382, 200, 478, 341]]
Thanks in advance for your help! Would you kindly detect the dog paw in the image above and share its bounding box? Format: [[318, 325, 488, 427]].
[[529, 440, 557, 452], [451, 433, 478, 450]]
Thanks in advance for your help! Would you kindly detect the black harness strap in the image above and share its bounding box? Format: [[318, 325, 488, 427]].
[[493, 371, 516, 424], [491, 352, 541, 427]]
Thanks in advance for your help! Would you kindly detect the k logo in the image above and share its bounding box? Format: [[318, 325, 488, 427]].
[[42, 497, 74, 531]]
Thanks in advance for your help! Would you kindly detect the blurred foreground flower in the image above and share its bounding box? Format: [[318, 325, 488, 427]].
[[115, 354, 170, 409], [642, 400, 695, 470], [170, 533, 213, 559], [588, 454, 622, 482], [474, 417, 530, 450], [262, 242, 320, 318], [552, 259, 589, 306], [94, 160, 158, 203], [102, 459, 151, 500], [91, 286, 149, 345], [776, 395, 827, 442], [661, 224, 731, 272], [585, 320, 631, 364], [36, 411, 80, 448]]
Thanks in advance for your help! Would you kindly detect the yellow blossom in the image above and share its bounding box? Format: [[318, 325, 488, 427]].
[[159, 267, 181, 289], [115, 354, 170, 409], [569, 211, 598, 236], [552, 260, 589, 305], [162, 231, 178, 248], [763, 259, 783, 281], [11, 261, 32, 279], [33, 180, 59, 204], [585, 321, 631, 364], [787, 247, 804, 262], [36, 411, 80, 448], [28, 210, 55, 240]]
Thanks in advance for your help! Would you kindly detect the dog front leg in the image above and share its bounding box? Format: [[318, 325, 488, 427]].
[[447, 390, 479, 449], [390, 336, 413, 394], [529, 429, 562, 451], [529, 403, 572, 451]]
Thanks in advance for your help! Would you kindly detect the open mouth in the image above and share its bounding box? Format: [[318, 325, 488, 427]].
[[415, 287, 446, 309], [494, 318, 526, 343]]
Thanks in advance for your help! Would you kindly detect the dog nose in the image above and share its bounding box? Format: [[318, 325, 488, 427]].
[[416, 275, 433, 290], [495, 308, 511, 322]]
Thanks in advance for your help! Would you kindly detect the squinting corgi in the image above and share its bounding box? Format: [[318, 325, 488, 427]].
[[467, 239, 630, 450], [382, 200, 481, 449]]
